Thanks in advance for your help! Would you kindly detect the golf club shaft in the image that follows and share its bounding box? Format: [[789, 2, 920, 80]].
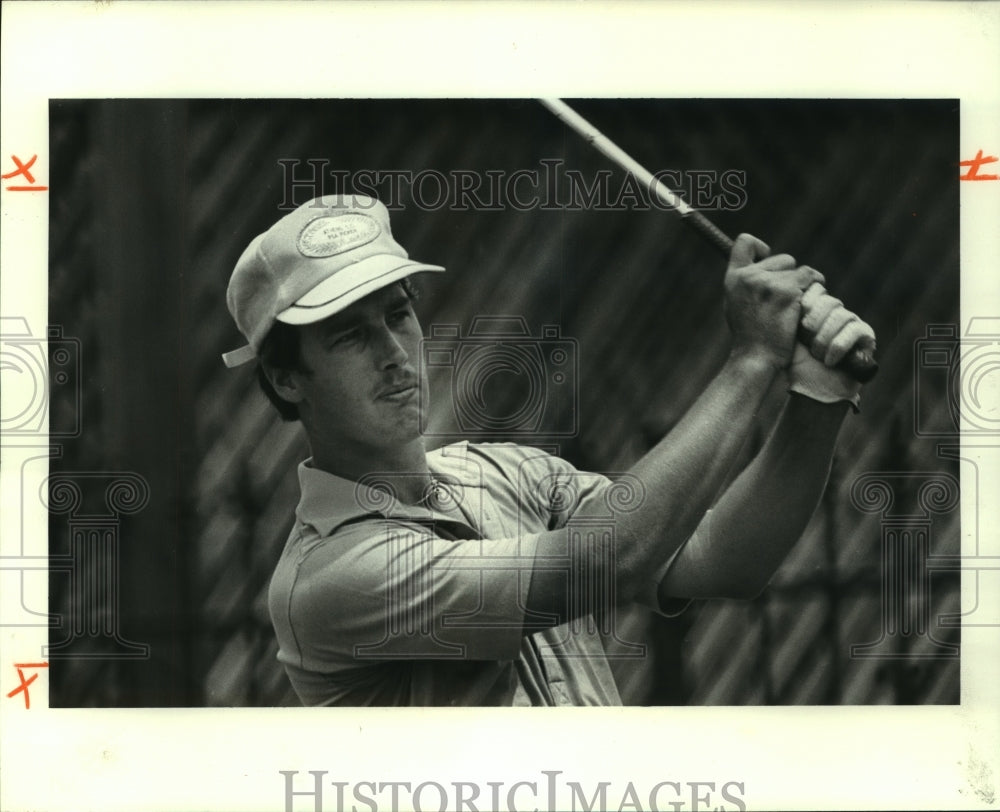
[[540, 98, 878, 384]]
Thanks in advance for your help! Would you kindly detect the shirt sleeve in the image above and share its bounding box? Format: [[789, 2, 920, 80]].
[[487, 443, 615, 530], [496, 444, 692, 618], [286, 519, 539, 669]]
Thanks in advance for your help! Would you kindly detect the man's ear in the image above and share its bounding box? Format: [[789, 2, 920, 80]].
[[263, 362, 306, 404]]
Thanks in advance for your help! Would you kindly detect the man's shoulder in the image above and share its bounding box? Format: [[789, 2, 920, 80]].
[[269, 513, 435, 622], [429, 440, 570, 473], [428, 442, 593, 520]]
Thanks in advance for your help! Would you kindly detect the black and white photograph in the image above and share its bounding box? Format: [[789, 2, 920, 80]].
[[2, 3, 998, 812], [42, 96, 961, 710]]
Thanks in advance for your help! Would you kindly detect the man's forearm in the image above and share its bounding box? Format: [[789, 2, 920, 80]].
[[658, 393, 849, 602], [603, 350, 784, 599]]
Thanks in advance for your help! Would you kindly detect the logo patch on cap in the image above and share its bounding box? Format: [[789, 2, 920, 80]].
[[297, 213, 381, 258]]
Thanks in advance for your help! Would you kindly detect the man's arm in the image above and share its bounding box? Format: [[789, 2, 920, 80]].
[[656, 281, 877, 603], [656, 394, 847, 603], [526, 234, 822, 616]]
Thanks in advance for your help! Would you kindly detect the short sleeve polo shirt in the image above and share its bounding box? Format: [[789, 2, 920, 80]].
[[268, 441, 653, 706]]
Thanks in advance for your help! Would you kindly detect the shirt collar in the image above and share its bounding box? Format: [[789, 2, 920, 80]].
[[295, 441, 481, 537]]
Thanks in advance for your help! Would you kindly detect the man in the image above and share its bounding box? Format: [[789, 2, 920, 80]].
[[222, 194, 875, 706]]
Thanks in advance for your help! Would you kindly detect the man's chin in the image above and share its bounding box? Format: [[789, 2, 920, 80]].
[[393, 415, 425, 446]]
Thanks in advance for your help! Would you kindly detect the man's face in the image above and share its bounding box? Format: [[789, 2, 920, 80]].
[[287, 283, 427, 458]]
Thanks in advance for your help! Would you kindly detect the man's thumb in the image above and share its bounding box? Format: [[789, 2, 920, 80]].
[[728, 233, 770, 270]]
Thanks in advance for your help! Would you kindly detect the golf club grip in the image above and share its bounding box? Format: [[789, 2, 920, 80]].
[[686, 209, 736, 256], [685, 210, 879, 384]]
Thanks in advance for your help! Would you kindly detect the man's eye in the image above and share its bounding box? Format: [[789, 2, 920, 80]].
[[389, 309, 411, 324], [330, 330, 360, 347]]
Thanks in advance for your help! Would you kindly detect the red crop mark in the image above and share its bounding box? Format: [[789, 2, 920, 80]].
[[6, 662, 49, 709], [2, 154, 48, 191], [959, 149, 999, 181]]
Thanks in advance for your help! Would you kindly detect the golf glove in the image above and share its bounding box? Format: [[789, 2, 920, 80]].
[[789, 282, 876, 411]]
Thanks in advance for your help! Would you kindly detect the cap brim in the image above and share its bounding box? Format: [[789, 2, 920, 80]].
[[276, 255, 444, 326]]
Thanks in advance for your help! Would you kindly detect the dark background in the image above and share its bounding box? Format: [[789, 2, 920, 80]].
[[48, 98, 960, 706]]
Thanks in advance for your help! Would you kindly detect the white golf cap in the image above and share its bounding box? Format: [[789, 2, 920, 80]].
[[222, 194, 444, 367]]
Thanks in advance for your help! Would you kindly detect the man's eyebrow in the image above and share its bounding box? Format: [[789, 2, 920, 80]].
[[384, 293, 412, 310]]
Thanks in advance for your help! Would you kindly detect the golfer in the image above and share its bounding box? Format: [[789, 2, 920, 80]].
[[223, 194, 875, 706]]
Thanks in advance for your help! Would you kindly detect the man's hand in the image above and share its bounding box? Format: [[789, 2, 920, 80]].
[[789, 282, 877, 410], [724, 234, 825, 370]]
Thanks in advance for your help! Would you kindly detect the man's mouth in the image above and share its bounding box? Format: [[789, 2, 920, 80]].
[[378, 382, 418, 400]]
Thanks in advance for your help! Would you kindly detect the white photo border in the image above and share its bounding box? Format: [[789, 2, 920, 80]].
[[2, 2, 998, 811]]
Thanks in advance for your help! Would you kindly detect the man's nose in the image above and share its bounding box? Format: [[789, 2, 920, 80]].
[[375, 327, 409, 369]]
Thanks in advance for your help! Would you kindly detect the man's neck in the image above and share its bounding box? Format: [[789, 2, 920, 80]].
[[310, 436, 432, 504]]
